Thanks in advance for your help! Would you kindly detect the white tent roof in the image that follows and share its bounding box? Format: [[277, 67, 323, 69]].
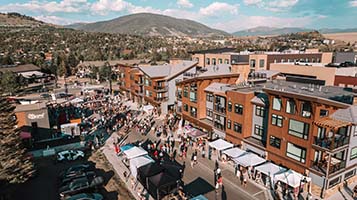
[[70, 97, 84, 103], [143, 105, 154, 113], [209, 139, 234, 151], [255, 162, 286, 178], [274, 169, 311, 188], [19, 71, 46, 78], [233, 153, 266, 167], [222, 147, 246, 158], [129, 155, 154, 178], [124, 146, 148, 159]]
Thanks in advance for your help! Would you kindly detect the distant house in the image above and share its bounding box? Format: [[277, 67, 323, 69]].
[[0, 64, 51, 80]]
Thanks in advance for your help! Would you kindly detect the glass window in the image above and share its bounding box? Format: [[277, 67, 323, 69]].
[[271, 114, 283, 127], [212, 58, 217, 65], [183, 104, 188, 112], [206, 109, 213, 118], [227, 120, 231, 129], [206, 58, 210, 65], [320, 109, 329, 117], [288, 119, 309, 140], [255, 106, 265, 117], [254, 125, 264, 136], [259, 59, 265, 68], [189, 91, 197, 103], [344, 169, 356, 180], [286, 142, 306, 163], [218, 58, 223, 64], [301, 101, 312, 118], [234, 122, 242, 133], [190, 107, 197, 118], [250, 59, 256, 68], [234, 104, 243, 115], [183, 86, 188, 98], [286, 99, 296, 114], [328, 177, 341, 188], [224, 59, 229, 64], [269, 136, 281, 149], [206, 93, 214, 102], [273, 97, 282, 111], [228, 101, 232, 112], [351, 147, 357, 160]]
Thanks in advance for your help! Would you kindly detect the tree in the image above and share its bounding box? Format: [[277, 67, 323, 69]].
[[0, 71, 20, 95], [0, 96, 34, 198]]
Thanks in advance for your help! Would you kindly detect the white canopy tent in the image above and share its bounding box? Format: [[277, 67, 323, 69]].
[[274, 169, 311, 188], [70, 97, 84, 104], [129, 155, 154, 178], [233, 153, 266, 167], [142, 105, 154, 113], [255, 162, 287, 180], [209, 139, 234, 151], [123, 146, 148, 160], [222, 147, 246, 158]]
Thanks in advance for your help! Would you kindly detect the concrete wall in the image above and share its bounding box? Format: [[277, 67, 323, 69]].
[[270, 63, 336, 85], [334, 52, 357, 63]]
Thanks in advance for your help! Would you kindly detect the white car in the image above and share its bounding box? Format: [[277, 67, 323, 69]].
[[57, 150, 85, 162]]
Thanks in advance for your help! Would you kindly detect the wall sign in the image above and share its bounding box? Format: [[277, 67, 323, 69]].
[[27, 113, 45, 120]]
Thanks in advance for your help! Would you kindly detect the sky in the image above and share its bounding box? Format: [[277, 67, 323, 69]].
[[0, 0, 356, 33]]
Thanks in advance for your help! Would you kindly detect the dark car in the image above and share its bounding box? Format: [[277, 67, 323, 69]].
[[59, 176, 104, 199], [59, 164, 94, 179], [65, 193, 103, 200], [60, 171, 96, 187], [40, 93, 51, 99]]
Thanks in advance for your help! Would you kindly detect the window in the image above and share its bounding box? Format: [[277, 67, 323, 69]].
[[183, 104, 188, 112], [259, 59, 265, 68], [233, 122, 242, 133], [190, 107, 197, 118], [273, 97, 282, 111], [255, 106, 265, 117], [206, 58, 210, 65], [183, 86, 188, 97], [328, 177, 341, 188], [286, 142, 306, 163], [269, 136, 281, 149], [234, 104, 243, 115], [218, 58, 223, 64], [228, 101, 232, 112], [344, 169, 356, 180], [214, 114, 225, 130], [271, 114, 283, 127], [351, 147, 357, 160], [250, 59, 256, 68], [212, 58, 217, 65], [286, 99, 296, 114], [177, 88, 182, 99], [354, 126, 357, 136], [227, 120, 231, 129], [206, 93, 214, 102], [206, 109, 213, 118], [301, 101, 312, 118], [254, 125, 264, 136], [189, 91, 197, 102], [224, 59, 229, 64], [288, 119, 309, 140], [320, 109, 329, 117]]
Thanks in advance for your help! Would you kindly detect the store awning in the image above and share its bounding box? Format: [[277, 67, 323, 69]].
[[70, 97, 84, 104], [314, 117, 351, 129], [274, 169, 311, 188], [255, 162, 286, 178], [222, 147, 246, 158], [233, 153, 266, 167], [20, 131, 31, 139], [124, 146, 148, 159], [129, 155, 154, 178], [209, 139, 234, 151]]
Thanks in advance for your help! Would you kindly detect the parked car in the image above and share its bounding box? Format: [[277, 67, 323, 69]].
[[59, 176, 104, 199], [60, 171, 96, 187], [64, 193, 103, 200], [40, 93, 51, 99], [59, 164, 94, 180], [56, 150, 85, 162]]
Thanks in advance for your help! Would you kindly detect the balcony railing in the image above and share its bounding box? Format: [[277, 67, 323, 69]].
[[154, 86, 168, 91], [154, 97, 168, 102], [310, 160, 346, 175], [313, 136, 349, 151], [214, 105, 226, 114]]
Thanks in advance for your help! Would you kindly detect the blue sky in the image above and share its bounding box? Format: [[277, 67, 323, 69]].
[[0, 0, 356, 33]]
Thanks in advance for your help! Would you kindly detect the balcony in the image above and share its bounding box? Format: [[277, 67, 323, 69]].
[[313, 136, 349, 151], [214, 105, 226, 114], [310, 159, 346, 175], [154, 97, 168, 102], [154, 85, 168, 91]]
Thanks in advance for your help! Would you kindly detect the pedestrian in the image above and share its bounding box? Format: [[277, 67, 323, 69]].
[[201, 148, 205, 158], [193, 152, 197, 165], [190, 154, 194, 168], [243, 170, 248, 187]]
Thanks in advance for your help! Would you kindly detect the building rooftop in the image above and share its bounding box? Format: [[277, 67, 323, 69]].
[[189, 47, 237, 54], [139, 60, 197, 79], [331, 105, 357, 123], [77, 59, 150, 68], [15, 102, 47, 112], [0, 64, 40, 73], [204, 83, 234, 94]]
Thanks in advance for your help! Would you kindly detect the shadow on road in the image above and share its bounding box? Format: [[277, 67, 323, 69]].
[[184, 177, 214, 197]]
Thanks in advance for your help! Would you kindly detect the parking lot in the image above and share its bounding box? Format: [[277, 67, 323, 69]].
[[13, 150, 133, 200]]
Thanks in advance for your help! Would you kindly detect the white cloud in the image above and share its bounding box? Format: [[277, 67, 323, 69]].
[[0, 0, 89, 13], [350, 0, 357, 7], [212, 15, 312, 32], [34, 15, 84, 25], [177, 0, 193, 8], [267, 0, 298, 8], [243, 0, 262, 6], [91, 0, 132, 14], [199, 2, 239, 16]]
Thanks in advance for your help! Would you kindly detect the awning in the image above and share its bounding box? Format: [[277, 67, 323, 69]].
[[222, 147, 246, 158], [255, 162, 286, 179], [70, 97, 84, 104], [20, 131, 31, 139], [208, 139, 234, 151], [314, 117, 351, 129], [274, 169, 311, 188], [137, 162, 164, 183], [124, 146, 148, 159], [129, 155, 154, 178], [120, 144, 134, 152], [233, 153, 266, 167], [190, 195, 208, 200]]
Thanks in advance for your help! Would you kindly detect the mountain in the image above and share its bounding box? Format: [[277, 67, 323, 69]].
[[233, 26, 313, 36], [0, 12, 48, 27], [65, 13, 229, 37], [64, 22, 88, 29], [319, 28, 357, 34]]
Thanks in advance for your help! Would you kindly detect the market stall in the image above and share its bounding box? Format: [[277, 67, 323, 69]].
[[233, 152, 266, 167], [274, 169, 311, 188], [137, 162, 164, 185], [124, 146, 148, 159], [147, 172, 180, 200], [129, 155, 155, 178], [222, 147, 246, 159], [208, 139, 234, 151], [254, 162, 286, 187]]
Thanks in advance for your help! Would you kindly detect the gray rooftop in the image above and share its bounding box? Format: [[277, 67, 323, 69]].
[[139, 60, 197, 79], [197, 64, 235, 78], [331, 105, 357, 123], [15, 102, 47, 112]]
